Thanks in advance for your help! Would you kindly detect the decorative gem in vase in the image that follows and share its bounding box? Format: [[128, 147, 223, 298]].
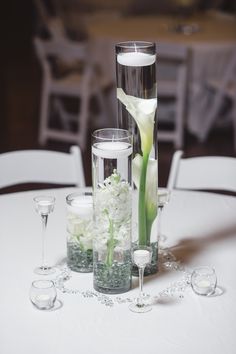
[[116, 41, 158, 275], [92, 128, 133, 294], [66, 192, 93, 272]]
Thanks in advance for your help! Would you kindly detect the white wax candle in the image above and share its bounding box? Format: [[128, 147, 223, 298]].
[[133, 249, 151, 267], [193, 278, 213, 295], [117, 52, 156, 67], [197, 279, 211, 288], [35, 294, 52, 308], [92, 142, 132, 159], [37, 200, 54, 215], [67, 195, 93, 217]]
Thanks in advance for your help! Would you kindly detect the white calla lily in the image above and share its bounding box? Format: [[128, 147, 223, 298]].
[[117, 88, 157, 155], [133, 154, 157, 242], [117, 88, 157, 245]]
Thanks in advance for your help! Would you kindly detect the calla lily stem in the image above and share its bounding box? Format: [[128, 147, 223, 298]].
[[138, 151, 149, 245]]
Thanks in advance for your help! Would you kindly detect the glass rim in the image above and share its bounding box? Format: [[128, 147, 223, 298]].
[[116, 41, 155, 49], [31, 280, 55, 289], [92, 128, 132, 142], [192, 266, 216, 276], [33, 196, 55, 203], [66, 192, 92, 204]]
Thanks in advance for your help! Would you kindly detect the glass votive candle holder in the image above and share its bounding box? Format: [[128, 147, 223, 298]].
[[66, 192, 93, 272], [191, 266, 217, 296], [30, 280, 57, 310]]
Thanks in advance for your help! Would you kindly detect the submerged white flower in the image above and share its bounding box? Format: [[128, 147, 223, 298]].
[[117, 88, 157, 155], [94, 170, 132, 260], [67, 214, 94, 250]]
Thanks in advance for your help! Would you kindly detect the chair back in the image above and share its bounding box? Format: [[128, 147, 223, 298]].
[[167, 150, 236, 193], [34, 37, 88, 65], [155, 42, 188, 148], [0, 146, 85, 189], [157, 42, 188, 60]]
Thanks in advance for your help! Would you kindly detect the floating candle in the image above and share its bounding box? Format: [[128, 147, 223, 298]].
[[67, 195, 93, 217], [117, 51, 156, 67], [133, 249, 151, 267], [92, 141, 132, 159]]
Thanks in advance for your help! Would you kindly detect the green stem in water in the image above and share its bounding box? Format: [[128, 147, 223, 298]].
[[104, 210, 115, 267], [138, 152, 149, 246]]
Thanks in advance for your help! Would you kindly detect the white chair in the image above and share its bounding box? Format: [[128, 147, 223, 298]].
[[34, 37, 107, 150], [167, 150, 236, 193], [0, 145, 85, 189], [156, 42, 188, 149], [198, 48, 236, 150], [188, 44, 236, 147]]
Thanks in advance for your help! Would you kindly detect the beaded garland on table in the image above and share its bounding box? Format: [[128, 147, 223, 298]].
[[53, 245, 192, 307]]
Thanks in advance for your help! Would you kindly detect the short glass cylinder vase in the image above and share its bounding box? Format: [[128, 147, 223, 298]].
[[92, 128, 133, 294], [116, 41, 158, 276], [66, 192, 93, 272]]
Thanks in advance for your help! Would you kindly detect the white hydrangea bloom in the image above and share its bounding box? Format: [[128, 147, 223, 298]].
[[94, 170, 132, 254]]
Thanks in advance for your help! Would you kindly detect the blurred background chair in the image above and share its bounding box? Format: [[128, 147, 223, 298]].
[[156, 42, 188, 149], [0, 145, 85, 190], [167, 150, 236, 192], [188, 44, 236, 149], [33, 0, 88, 42], [198, 48, 236, 150], [34, 37, 108, 150]]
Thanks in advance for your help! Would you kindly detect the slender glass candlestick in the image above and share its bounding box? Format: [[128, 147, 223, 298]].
[[129, 246, 152, 313], [34, 196, 55, 275]]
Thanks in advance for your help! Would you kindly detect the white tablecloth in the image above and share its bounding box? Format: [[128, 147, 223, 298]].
[[1, 187, 236, 354]]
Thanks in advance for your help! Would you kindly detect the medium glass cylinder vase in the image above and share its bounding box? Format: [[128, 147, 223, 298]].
[[116, 41, 158, 276], [66, 192, 93, 272], [92, 128, 133, 294]]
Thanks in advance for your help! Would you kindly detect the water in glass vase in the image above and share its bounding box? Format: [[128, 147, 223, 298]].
[[116, 43, 158, 276], [116, 54, 157, 154], [92, 129, 133, 294]]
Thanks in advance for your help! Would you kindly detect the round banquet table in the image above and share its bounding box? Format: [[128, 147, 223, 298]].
[[0, 187, 236, 354]]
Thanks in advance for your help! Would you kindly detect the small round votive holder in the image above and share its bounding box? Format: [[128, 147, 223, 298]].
[[191, 266, 217, 296], [30, 280, 57, 310]]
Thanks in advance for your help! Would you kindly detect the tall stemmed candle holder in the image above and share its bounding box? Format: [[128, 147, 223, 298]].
[[116, 41, 158, 276], [34, 196, 55, 275], [92, 128, 132, 294], [129, 246, 152, 313]]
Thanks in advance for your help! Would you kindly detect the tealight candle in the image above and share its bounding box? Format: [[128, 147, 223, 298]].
[[35, 198, 55, 215], [133, 249, 151, 267], [30, 280, 57, 310], [191, 266, 217, 296], [35, 294, 52, 308]]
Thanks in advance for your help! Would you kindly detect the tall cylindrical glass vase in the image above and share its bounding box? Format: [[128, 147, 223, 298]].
[[116, 41, 158, 276], [92, 128, 133, 294]]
